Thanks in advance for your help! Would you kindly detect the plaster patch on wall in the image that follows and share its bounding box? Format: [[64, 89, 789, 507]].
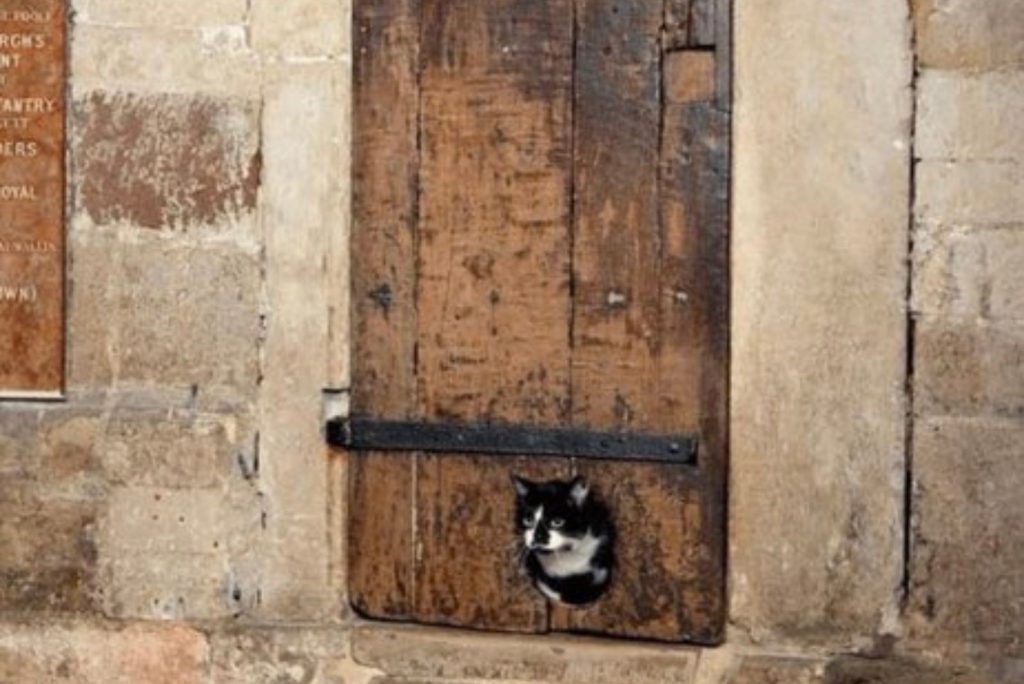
[[73, 91, 261, 230]]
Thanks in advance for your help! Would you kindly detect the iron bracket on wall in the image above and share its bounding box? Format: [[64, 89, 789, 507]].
[[327, 416, 698, 464]]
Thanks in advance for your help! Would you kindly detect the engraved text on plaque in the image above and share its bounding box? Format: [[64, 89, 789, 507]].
[[0, 0, 65, 396]]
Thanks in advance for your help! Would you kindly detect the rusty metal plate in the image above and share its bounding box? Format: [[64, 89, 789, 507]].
[[0, 0, 65, 398]]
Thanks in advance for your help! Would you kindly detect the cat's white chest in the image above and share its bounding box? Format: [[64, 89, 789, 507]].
[[538, 531, 604, 578]]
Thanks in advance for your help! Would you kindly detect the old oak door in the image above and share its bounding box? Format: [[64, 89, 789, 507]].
[[344, 0, 728, 643]]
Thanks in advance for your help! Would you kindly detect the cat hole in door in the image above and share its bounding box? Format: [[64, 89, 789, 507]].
[[511, 475, 614, 606]]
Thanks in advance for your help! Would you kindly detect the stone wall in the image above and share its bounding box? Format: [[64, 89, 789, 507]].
[[0, 1, 1021, 683], [909, 0, 1024, 659]]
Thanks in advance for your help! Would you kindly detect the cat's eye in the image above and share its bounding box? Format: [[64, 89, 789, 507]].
[[549, 517, 566, 529], [521, 515, 534, 526]]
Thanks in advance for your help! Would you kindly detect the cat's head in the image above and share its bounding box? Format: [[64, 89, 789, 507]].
[[511, 475, 592, 553]]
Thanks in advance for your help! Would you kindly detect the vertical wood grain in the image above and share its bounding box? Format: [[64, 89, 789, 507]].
[[348, 0, 422, 619], [562, 0, 728, 642], [570, 0, 664, 431], [412, 0, 575, 631], [665, 0, 717, 49]]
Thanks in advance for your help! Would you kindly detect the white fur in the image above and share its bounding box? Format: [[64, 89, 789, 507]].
[[537, 531, 604, 578], [536, 581, 562, 602], [570, 480, 589, 506], [523, 506, 542, 548]]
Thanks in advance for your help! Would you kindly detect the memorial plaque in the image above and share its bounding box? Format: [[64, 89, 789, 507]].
[[0, 0, 65, 397]]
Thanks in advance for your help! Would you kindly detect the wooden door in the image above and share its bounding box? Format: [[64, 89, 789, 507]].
[[346, 0, 729, 644]]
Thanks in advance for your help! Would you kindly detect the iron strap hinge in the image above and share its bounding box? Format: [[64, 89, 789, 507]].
[[326, 416, 698, 464]]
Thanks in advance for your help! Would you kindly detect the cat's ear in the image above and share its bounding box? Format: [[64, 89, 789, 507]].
[[569, 476, 590, 507], [511, 475, 531, 497]]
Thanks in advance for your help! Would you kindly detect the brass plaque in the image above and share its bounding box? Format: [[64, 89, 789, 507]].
[[0, 0, 65, 397]]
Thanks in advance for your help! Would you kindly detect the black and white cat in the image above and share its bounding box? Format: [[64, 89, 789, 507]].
[[512, 475, 614, 605]]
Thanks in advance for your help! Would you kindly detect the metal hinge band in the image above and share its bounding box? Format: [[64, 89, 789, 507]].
[[327, 417, 697, 464]]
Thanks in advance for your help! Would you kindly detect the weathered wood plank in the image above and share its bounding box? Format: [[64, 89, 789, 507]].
[[684, 98, 729, 638], [563, 1, 729, 642], [415, 454, 568, 631], [664, 0, 717, 49], [412, 0, 575, 631], [348, 450, 416, 617], [689, 0, 717, 47], [576, 87, 728, 646], [664, 50, 716, 105], [570, 0, 664, 431], [568, 462, 721, 642], [715, 0, 731, 111], [348, 0, 422, 619], [568, 0, 685, 640]]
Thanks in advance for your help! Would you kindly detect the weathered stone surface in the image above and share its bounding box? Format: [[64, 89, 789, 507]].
[[917, 71, 1024, 162], [826, 656, 994, 684], [209, 626, 350, 684], [97, 486, 261, 619], [0, 407, 107, 617], [252, 0, 350, 58], [0, 496, 99, 613], [910, 417, 1024, 653], [0, 406, 103, 493], [73, 92, 260, 230], [352, 626, 699, 683], [0, 398, 250, 489], [255, 61, 349, 621], [78, 0, 249, 28], [71, 25, 259, 97], [916, 161, 1024, 225], [730, 656, 825, 684], [369, 680, 489, 684], [913, 227, 1024, 322], [99, 410, 248, 489], [987, 657, 1024, 684], [915, 321, 1024, 416], [0, 622, 207, 684], [914, 0, 1024, 70], [67, 229, 261, 394], [731, 0, 910, 638]]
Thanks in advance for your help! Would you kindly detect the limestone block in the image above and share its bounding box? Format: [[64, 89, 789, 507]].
[[254, 60, 349, 620], [914, 0, 1024, 70], [67, 229, 261, 395], [97, 487, 261, 619], [76, 0, 249, 28], [0, 412, 32, 476], [729, 657, 825, 684], [731, 0, 911, 638], [252, 0, 350, 59], [915, 320, 1024, 416], [917, 71, 1024, 162], [72, 91, 260, 231], [0, 622, 207, 684], [988, 658, 1024, 684], [917, 161, 1024, 225], [910, 417, 1024, 653], [72, 25, 259, 97], [0, 495, 99, 613], [1, 392, 251, 490], [209, 626, 350, 684], [913, 227, 1024, 322], [99, 409, 249, 489], [352, 625, 699, 684], [369, 679, 483, 684], [826, 656, 995, 684]]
